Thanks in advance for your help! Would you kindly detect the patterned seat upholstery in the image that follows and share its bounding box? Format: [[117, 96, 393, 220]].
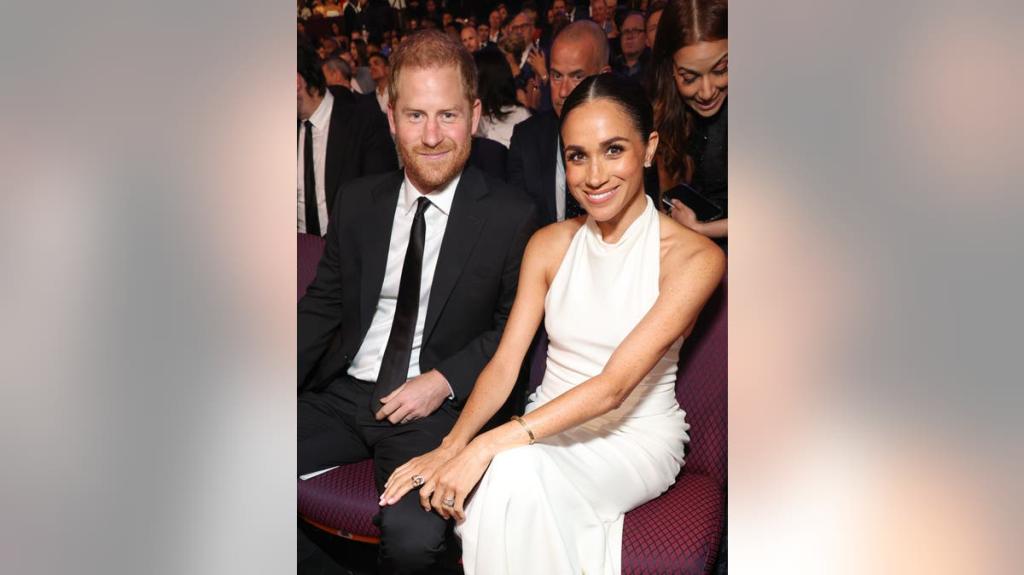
[[297, 235, 727, 571], [297, 233, 325, 300], [297, 232, 383, 542], [298, 459, 381, 542], [622, 473, 724, 574], [621, 277, 727, 574]]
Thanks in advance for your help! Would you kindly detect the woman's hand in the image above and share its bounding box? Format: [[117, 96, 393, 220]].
[[523, 78, 542, 110], [669, 199, 701, 231], [379, 442, 461, 506], [516, 87, 530, 109], [422, 440, 494, 523], [669, 200, 729, 239], [526, 49, 547, 82]]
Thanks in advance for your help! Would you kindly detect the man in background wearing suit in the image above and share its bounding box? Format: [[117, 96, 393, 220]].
[[298, 30, 537, 573], [507, 20, 610, 226], [298, 41, 398, 236]]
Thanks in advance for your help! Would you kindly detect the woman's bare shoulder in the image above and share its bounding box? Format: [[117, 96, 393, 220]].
[[529, 217, 584, 251], [657, 212, 726, 284], [526, 218, 586, 280]]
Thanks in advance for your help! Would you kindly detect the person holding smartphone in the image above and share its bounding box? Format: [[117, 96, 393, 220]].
[[649, 0, 728, 246]]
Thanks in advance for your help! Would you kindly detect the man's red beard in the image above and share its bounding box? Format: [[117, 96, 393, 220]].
[[399, 138, 471, 192]]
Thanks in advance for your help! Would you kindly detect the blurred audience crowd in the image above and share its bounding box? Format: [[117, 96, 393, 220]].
[[298, 0, 728, 248]]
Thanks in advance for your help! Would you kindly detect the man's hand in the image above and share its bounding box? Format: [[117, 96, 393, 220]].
[[374, 369, 451, 425]]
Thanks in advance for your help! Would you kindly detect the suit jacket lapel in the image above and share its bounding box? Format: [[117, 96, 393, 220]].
[[325, 88, 354, 213], [358, 172, 403, 342], [423, 167, 488, 343]]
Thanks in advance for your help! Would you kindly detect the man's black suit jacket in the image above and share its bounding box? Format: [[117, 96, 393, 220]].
[[469, 136, 508, 182], [323, 85, 398, 219], [507, 111, 561, 226], [508, 109, 661, 225], [298, 166, 538, 409]]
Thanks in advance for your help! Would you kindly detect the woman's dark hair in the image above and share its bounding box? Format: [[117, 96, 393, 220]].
[[351, 38, 370, 66], [646, 0, 670, 16], [474, 49, 519, 121], [649, 0, 727, 182], [560, 73, 654, 140], [298, 39, 327, 97]]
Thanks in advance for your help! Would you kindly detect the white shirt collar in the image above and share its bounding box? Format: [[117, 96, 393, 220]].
[[307, 89, 334, 130], [399, 171, 461, 217]]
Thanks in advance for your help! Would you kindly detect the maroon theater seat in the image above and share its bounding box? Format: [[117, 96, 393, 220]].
[[298, 459, 382, 543], [297, 243, 728, 571], [297, 233, 325, 299], [621, 277, 727, 574], [298, 231, 383, 542]]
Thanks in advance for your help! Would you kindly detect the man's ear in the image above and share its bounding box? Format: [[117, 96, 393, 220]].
[[470, 98, 482, 136], [386, 102, 397, 136]]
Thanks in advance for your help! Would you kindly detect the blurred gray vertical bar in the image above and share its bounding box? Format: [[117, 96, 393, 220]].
[[733, 0, 1022, 571], [0, 1, 295, 574]]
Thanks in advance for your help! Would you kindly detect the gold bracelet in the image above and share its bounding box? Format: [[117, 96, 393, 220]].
[[510, 415, 535, 445]]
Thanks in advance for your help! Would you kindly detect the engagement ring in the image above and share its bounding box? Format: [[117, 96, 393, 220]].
[[411, 475, 424, 487]]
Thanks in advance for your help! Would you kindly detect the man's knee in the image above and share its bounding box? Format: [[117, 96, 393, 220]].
[[378, 506, 447, 573]]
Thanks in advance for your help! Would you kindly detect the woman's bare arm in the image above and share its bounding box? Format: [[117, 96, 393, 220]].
[[473, 226, 725, 455], [438, 223, 576, 450], [379, 222, 577, 506]]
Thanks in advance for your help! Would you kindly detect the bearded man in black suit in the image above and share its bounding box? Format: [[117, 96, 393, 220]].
[[298, 29, 538, 574]]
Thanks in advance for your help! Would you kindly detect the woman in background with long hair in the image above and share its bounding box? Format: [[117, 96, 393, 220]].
[[650, 0, 728, 244], [474, 49, 532, 148]]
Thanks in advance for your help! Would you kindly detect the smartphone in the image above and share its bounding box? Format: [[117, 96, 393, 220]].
[[660, 183, 724, 222]]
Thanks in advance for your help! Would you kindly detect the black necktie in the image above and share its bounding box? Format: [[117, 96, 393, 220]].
[[372, 196, 431, 408], [303, 119, 321, 236]]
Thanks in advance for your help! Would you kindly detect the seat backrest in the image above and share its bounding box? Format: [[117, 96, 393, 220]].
[[675, 277, 727, 487], [298, 233, 326, 301]]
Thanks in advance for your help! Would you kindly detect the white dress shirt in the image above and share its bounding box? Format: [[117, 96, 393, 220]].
[[348, 173, 461, 398], [555, 133, 567, 221], [297, 90, 334, 235], [375, 85, 389, 115]]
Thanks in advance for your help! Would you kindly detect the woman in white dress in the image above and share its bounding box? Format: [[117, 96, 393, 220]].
[[380, 73, 724, 574]]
